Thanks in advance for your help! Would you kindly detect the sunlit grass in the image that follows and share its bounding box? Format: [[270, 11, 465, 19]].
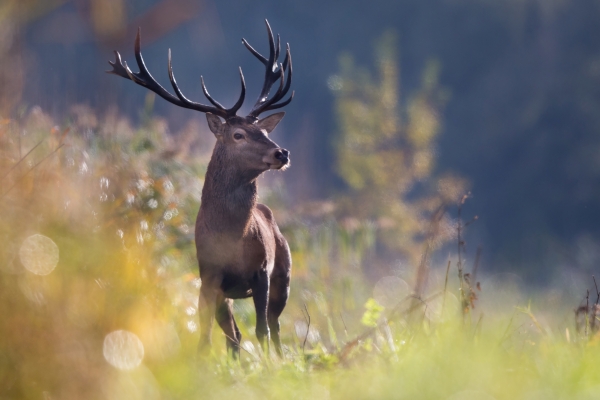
[[0, 106, 598, 399]]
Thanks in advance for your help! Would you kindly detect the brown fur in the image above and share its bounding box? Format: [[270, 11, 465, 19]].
[[196, 113, 291, 357]]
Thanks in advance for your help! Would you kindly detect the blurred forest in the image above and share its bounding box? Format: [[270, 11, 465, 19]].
[[1, 0, 600, 280], [4, 1, 600, 398]]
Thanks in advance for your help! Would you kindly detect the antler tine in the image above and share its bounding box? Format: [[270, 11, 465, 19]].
[[248, 44, 293, 118], [241, 38, 267, 64], [281, 43, 290, 74], [269, 63, 286, 103], [200, 68, 246, 114], [262, 90, 295, 112], [200, 76, 226, 110], [167, 49, 223, 113], [241, 21, 278, 68], [108, 27, 244, 119], [270, 45, 292, 104], [108, 30, 186, 107], [243, 21, 294, 119], [275, 34, 281, 64], [242, 20, 283, 106], [230, 67, 247, 115], [107, 51, 127, 77], [266, 20, 276, 72]]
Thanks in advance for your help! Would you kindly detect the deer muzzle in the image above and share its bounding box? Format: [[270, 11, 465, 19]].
[[264, 148, 290, 169]]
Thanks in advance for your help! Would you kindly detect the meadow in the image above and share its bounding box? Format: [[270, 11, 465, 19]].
[[1, 105, 600, 400]]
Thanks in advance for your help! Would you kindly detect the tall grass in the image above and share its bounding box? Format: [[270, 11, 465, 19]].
[[0, 105, 597, 399]]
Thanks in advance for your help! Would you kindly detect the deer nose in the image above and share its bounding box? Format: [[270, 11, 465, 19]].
[[274, 149, 289, 161]]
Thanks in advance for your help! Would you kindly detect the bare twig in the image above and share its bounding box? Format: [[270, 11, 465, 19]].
[[340, 312, 348, 338], [464, 215, 479, 227], [516, 302, 545, 335], [586, 290, 590, 336], [575, 295, 590, 335], [0, 143, 65, 200], [591, 276, 600, 333], [302, 303, 311, 354], [0, 139, 45, 183], [338, 292, 441, 362], [457, 196, 466, 315], [441, 259, 451, 316], [472, 245, 482, 283], [411, 204, 446, 322], [456, 194, 479, 317], [381, 318, 396, 352], [574, 275, 600, 336]]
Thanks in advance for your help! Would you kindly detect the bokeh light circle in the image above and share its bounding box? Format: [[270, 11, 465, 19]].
[[19, 234, 59, 275], [373, 276, 410, 309], [103, 330, 145, 370], [425, 292, 460, 322]]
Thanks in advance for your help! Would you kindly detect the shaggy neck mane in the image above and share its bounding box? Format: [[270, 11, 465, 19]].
[[199, 143, 261, 236]]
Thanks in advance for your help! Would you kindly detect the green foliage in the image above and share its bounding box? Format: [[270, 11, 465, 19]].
[[330, 32, 466, 264], [0, 104, 210, 398], [361, 298, 384, 327]]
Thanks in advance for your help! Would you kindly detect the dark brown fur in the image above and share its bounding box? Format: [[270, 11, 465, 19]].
[[196, 113, 291, 357]]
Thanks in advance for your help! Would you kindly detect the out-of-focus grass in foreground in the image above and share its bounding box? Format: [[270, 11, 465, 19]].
[[1, 106, 599, 400]]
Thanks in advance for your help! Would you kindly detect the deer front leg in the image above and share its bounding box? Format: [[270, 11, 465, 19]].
[[215, 295, 242, 359], [268, 274, 290, 357], [197, 284, 217, 357], [269, 235, 292, 357], [252, 269, 270, 353]]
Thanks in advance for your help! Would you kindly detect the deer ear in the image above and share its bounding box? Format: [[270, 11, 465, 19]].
[[256, 112, 285, 134], [206, 113, 224, 137]]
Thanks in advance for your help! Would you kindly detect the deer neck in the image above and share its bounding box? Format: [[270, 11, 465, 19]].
[[199, 144, 261, 236]]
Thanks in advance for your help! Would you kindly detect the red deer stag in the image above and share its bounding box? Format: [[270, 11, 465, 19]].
[[108, 21, 293, 358]]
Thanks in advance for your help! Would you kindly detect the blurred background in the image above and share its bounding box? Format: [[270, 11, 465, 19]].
[[3, 0, 600, 279], [1, 0, 600, 397]]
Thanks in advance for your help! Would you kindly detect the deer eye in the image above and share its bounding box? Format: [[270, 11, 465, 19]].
[[233, 133, 244, 140]]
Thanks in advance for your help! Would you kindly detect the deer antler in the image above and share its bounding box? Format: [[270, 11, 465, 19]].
[[107, 28, 245, 120], [243, 20, 294, 120]]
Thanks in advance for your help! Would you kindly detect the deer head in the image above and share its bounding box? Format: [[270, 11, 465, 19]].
[[206, 113, 290, 174], [107, 20, 293, 175]]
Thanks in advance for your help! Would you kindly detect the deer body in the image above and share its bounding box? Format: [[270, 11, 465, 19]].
[[195, 116, 292, 355], [108, 21, 295, 357]]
